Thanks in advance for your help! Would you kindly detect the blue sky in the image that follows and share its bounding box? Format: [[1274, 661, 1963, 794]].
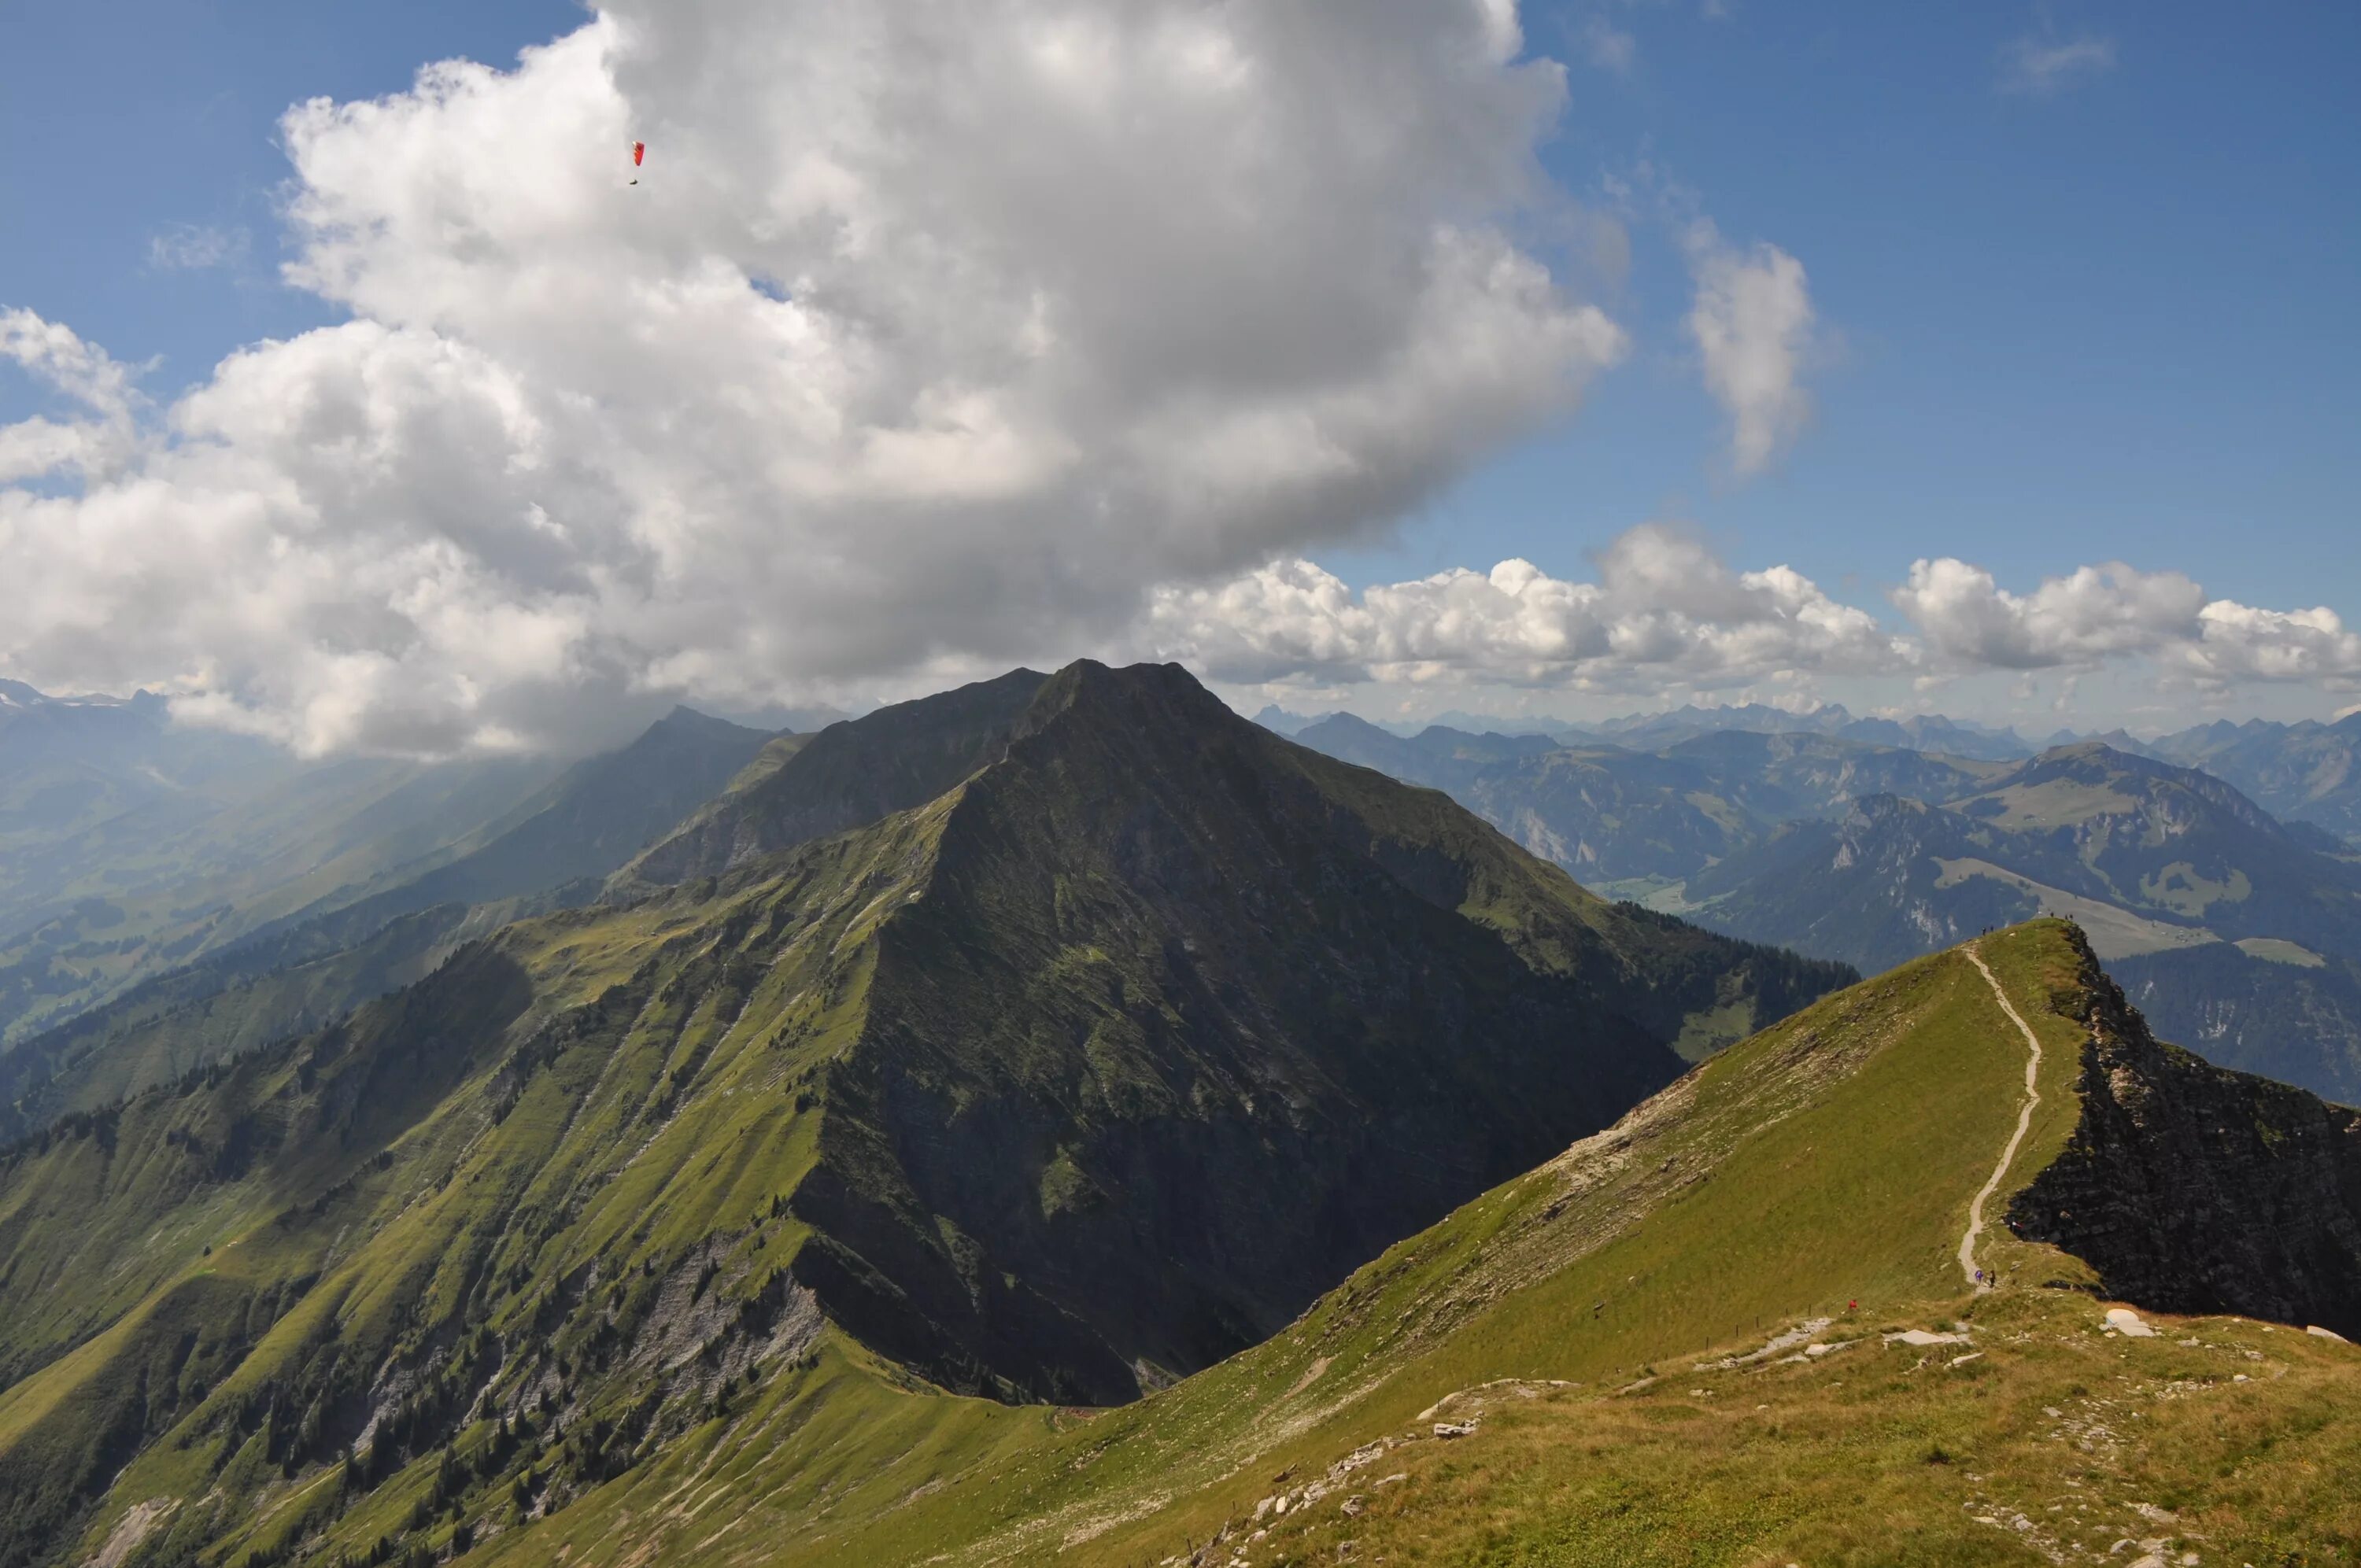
[[1, 1, 579, 404], [1345, 2, 2361, 618], [2, 1, 2356, 743]]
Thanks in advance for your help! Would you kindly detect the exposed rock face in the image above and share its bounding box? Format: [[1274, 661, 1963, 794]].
[[2008, 935, 2361, 1336]]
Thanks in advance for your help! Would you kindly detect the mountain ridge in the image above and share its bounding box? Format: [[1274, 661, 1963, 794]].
[[327, 917, 2361, 1568], [0, 658, 1849, 1566]]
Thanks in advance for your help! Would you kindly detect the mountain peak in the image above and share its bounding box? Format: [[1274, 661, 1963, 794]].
[[1250, 703, 1318, 736], [640, 703, 773, 746], [621, 666, 1051, 885], [1018, 658, 1225, 734]]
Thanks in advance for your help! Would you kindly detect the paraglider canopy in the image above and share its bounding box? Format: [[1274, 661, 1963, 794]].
[[633, 141, 645, 168]]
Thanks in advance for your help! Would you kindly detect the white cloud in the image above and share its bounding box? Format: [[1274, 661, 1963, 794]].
[[0, 1, 1623, 755], [147, 224, 251, 271], [1684, 221, 1815, 477], [2183, 602, 2361, 692], [1998, 34, 2115, 97], [1147, 522, 1906, 689], [0, 309, 142, 485], [1894, 559, 2205, 670], [1160, 540, 2361, 710], [1894, 558, 2361, 692]]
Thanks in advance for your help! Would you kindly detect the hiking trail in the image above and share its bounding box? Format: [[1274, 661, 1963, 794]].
[[1960, 942, 2043, 1294]]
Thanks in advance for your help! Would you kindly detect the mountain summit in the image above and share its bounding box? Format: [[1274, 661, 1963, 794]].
[[0, 659, 1846, 1564]]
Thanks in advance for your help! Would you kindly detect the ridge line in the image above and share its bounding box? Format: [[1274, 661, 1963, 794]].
[[1960, 941, 2044, 1294]]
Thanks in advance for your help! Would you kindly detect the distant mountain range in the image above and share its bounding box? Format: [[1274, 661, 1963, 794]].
[[1260, 699, 2040, 760], [0, 683, 570, 1046], [1288, 714, 2361, 1101], [2145, 711, 2361, 843], [1263, 698, 2361, 831], [0, 705, 776, 1139]]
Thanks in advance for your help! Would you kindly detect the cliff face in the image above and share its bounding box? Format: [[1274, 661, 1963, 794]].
[[2008, 935, 2361, 1336]]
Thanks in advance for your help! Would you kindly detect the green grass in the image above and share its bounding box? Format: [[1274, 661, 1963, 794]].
[[255, 917, 2356, 1568], [11, 794, 2354, 1568], [1154, 1292, 2361, 1567]]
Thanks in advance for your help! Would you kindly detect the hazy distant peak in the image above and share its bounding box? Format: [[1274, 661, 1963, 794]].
[[641, 704, 774, 743], [1250, 703, 1319, 736]]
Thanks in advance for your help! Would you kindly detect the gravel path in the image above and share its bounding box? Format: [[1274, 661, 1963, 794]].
[[1960, 942, 2044, 1294]]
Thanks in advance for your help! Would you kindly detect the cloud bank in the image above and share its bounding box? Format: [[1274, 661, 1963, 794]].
[[1900, 559, 2361, 692], [1154, 529, 2361, 698], [1150, 523, 1898, 690], [0, 1, 1620, 754]]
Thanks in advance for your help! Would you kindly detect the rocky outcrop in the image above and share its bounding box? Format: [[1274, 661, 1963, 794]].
[[2007, 932, 2361, 1335]]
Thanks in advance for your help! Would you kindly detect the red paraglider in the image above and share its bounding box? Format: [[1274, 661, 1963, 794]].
[[630, 141, 645, 185]]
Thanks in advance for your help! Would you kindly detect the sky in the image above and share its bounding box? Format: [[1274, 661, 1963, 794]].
[[2, 0, 2356, 754]]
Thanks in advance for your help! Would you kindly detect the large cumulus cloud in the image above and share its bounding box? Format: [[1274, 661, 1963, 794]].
[[1152, 533, 2361, 702], [0, 1, 1623, 754], [1897, 558, 2361, 693], [1148, 522, 1905, 690]]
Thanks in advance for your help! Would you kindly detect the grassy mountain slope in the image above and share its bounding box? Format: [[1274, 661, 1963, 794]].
[[0, 661, 1845, 1567], [0, 687, 567, 1048], [0, 898, 552, 1146], [238, 708, 774, 947], [805, 921, 2359, 1566], [0, 711, 777, 1141], [275, 917, 2360, 1568]]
